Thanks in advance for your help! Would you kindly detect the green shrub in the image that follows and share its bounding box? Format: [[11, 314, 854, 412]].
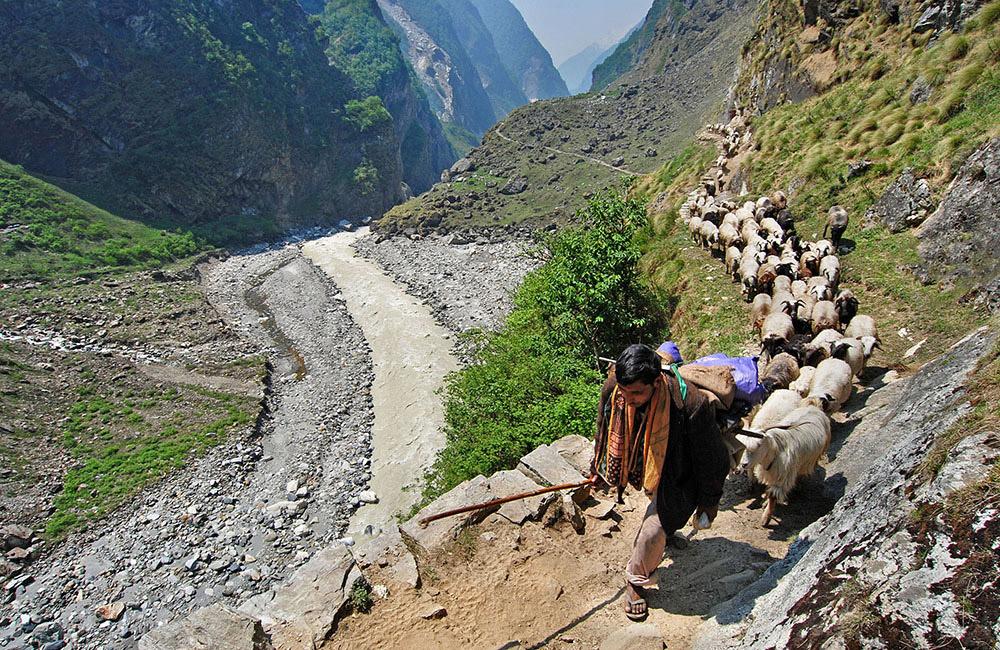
[[352, 159, 380, 195], [424, 186, 665, 499], [344, 96, 391, 131]]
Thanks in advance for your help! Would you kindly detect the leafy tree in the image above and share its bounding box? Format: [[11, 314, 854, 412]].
[[344, 96, 392, 131]]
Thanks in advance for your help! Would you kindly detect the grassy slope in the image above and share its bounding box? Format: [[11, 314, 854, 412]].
[[0, 160, 203, 282], [0, 164, 262, 537]]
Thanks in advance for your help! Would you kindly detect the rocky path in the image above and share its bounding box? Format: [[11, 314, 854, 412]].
[[302, 229, 457, 543]]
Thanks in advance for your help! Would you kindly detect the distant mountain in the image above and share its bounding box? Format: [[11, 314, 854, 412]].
[[591, 0, 673, 91], [310, 0, 455, 194], [0, 0, 412, 240], [437, 0, 529, 117], [467, 0, 568, 101], [377, 0, 499, 136]]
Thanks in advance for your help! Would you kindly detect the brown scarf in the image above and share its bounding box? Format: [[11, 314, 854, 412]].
[[598, 374, 671, 494]]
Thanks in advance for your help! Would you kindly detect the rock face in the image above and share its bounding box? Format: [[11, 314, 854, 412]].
[[692, 328, 998, 649], [0, 0, 404, 236], [865, 168, 934, 232], [918, 138, 1000, 312]]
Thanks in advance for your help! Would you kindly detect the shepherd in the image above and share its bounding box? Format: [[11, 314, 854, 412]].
[[593, 344, 730, 621]]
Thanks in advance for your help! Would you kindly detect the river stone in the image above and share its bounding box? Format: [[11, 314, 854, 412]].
[[400, 475, 493, 553], [239, 544, 360, 649], [692, 327, 997, 649], [600, 623, 665, 650], [137, 604, 269, 650]]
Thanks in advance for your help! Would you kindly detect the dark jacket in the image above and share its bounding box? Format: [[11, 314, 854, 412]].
[[597, 369, 730, 535]]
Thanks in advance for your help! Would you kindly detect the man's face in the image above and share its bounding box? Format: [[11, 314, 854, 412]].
[[619, 380, 654, 408]]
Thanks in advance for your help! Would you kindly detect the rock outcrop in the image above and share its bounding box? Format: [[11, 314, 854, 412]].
[[865, 168, 934, 232], [693, 327, 998, 649], [918, 138, 1000, 312]]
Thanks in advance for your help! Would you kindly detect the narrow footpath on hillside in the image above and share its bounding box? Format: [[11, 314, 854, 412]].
[[494, 122, 640, 176]]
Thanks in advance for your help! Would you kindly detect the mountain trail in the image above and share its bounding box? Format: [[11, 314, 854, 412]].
[[494, 122, 640, 176]]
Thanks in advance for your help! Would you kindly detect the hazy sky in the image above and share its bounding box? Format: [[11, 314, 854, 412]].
[[510, 0, 655, 65]]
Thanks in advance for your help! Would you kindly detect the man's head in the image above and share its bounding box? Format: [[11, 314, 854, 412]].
[[615, 344, 661, 408]]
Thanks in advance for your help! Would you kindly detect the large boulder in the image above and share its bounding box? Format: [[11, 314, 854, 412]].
[[692, 328, 997, 649], [400, 475, 495, 553], [864, 168, 933, 232], [517, 443, 589, 490], [918, 137, 1000, 312], [138, 604, 271, 650], [239, 545, 360, 650]]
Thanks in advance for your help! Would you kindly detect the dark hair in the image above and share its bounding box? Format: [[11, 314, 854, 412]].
[[615, 344, 661, 386]]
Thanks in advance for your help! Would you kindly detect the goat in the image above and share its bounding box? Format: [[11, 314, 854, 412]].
[[748, 405, 831, 526], [806, 358, 853, 413]]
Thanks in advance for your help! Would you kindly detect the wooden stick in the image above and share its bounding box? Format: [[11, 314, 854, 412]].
[[418, 478, 594, 527]]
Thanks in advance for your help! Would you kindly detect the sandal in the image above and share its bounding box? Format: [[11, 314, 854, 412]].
[[623, 583, 648, 621]]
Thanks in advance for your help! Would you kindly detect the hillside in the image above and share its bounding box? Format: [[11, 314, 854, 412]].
[[591, 0, 674, 91], [313, 0, 456, 195], [467, 0, 569, 101], [559, 42, 617, 95], [377, 0, 754, 234], [0, 0, 413, 241]]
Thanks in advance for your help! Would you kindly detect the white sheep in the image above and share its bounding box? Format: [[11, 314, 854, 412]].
[[844, 314, 878, 341], [807, 276, 833, 301], [761, 311, 795, 358], [772, 275, 792, 296], [748, 405, 832, 526], [789, 366, 817, 396], [726, 245, 743, 279], [820, 255, 841, 288], [831, 335, 880, 377], [751, 293, 772, 332], [806, 357, 853, 413], [699, 221, 720, 249], [688, 216, 704, 242], [810, 299, 840, 335]]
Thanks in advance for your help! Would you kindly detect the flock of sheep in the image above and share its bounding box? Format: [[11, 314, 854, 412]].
[[679, 171, 880, 526]]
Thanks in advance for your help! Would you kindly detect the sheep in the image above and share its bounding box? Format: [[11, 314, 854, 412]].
[[824, 205, 849, 249], [751, 293, 772, 333], [799, 250, 820, 279], [844, 314, 878, 341], [735, 207, 756, 225], [698, 221, 720, 249], [719, 222, 743, 250], [760, 353, 800, 392], [834, 289, 859, 326], [739, 258, 760, 299], [807, 276, 833, 301], [789, 366, 817, 396], [810, 299, 840, 335], [756, 196, 774, 216], [743, 201, 757, 214], [726, 245, 743, 279], [741, 219, 761, 244], [776, 208, 796, 234], [793, 294, 817, 333], [776, 252, 798, 279], [831, 336, 879, 377], [771, 290, 797, 316], [760, 217, 784, 242], [820, 255, 841, 289], [773, 275, 793, 296], [806, 357, 853, 413], [749, 405, 832, 526], [813, 239, 835, 258], [791, 279, 808, 300], [688, 216, 704, 242], [756, 263, 778, 296], [761, 312, 795, 359]]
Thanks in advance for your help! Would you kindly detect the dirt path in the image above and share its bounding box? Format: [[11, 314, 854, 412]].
[[494, 122, 640, 176], [302, 229, 458, 543]]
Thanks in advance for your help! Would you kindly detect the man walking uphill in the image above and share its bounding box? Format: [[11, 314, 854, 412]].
[[592, 344, 730, 620]]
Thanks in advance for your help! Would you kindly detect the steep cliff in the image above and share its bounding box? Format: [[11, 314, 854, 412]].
[[590, 0, 674, 91], [467, 0, 569, 101], [0, 0, 406, 240], [377, 0, 499, 136], [314, 0, 455, 194]]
